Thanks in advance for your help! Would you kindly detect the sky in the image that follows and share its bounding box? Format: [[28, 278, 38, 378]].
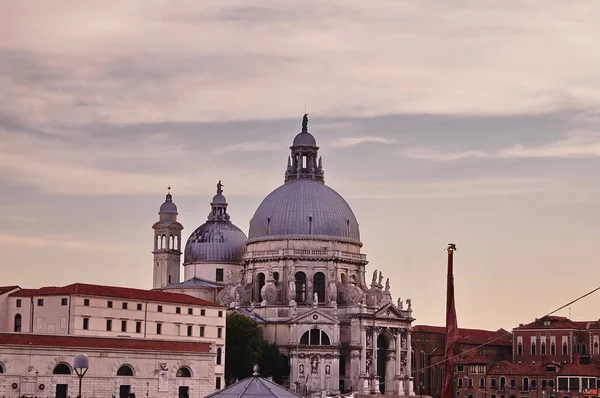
[[2, 0, 600, 331]]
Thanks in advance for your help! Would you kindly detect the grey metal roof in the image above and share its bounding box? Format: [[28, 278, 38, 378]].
[[248, 180, 360, 244], [205, 367, 302, 398], [159, 193, 178, 213], [166, 277, 224, 289], [184, 221, 247, 264], [292, 131, 316, 147]]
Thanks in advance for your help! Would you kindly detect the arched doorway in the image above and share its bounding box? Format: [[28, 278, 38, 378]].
[[377, 334, 389, 394], [255, 273, 265, 302]]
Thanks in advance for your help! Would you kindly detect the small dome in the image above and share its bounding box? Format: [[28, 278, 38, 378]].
[[212, 194, 227, 204], [184, 222, 247, 264], [293, 131, 317, 147], [159, 193, 178, 213]]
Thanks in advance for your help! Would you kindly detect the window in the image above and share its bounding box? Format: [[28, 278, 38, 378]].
[[216, 347, 222, 365], [106, 319, 112, 331], [200, 326, 205, 337], [176, 367, 192, 377], [158, 305, 163, 312], [175, 324, 181, 336], [523, 377, 529, 391], [256, 273, 265, 302], [295, 272, 307, 302], [500, 377, 506, 388], [107, 301, 113, 308], [216, 377, 221, 389], [216, 268, 224, 282], [136, 321, 142, 333], [188, 308, 193, 315], [117, 365, 134, 376], [468, 378, 473, 388], [531, 341, 536, 355], [299, 329, 331, 345], [458, 379, 463, 388], [83, 298, 89, 306], [517, 342, 523, 355], [551, 342, 556, 355], [562, 342, 568, 355], [457, 365, 464, 372], [83, 317, 89, 330], [121, 320, 127, 332], [510, 379, 516, 388], [14, 314, 22, 332], [542, 379, 547, 388], [61, 298, 68, 306], [541, 342, 546, 355], [548, 379, 554, 388], [176, 307, 181, 314], [37, 298, 44, 306], [468, 365, 486, 374], [157, 323, 162, 335], [313, 272, 326, 302], [201, 309, 206, 316], [16, 299, 21, 307], [479, 379, 485, 388], [491, 379, 497, 388], [53, 363, 71, 375], [530, 379, 537, 389], [187, 325, 193, 336], [218, 310, 223, 317], [122, 302, 128, 310], [218, 327, 223, 338], [137, 303, 142, 311]]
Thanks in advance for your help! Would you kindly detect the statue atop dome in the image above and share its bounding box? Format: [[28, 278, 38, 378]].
[[302, 113, 309, 132], [217, 180, 224, 195]]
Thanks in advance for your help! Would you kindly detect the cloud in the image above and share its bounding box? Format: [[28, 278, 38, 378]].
[[329, 136, 397, 148], [215, 141, 280, 154], [0, 233, 124, 252], [404, 131, 600, 161]]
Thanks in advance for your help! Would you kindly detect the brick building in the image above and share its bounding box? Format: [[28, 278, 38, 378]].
[[411, 325, 512, 397]]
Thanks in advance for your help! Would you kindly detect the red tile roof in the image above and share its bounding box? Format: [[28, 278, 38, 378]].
[[514, 316, 584, 330], [10, 283, 222, 307], [487, 361, 546, 376], [0, 333, 212, 353], [0, 285, 20, 295], [559, 363, 600, 377], [412, 325, 512, 346]]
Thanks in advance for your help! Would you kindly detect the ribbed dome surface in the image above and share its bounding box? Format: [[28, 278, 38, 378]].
[[293, 131, 317, 146], [184, 222, 247, 264], [248, 180, 360, 243]]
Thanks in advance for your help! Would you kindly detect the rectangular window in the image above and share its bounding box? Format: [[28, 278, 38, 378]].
[[136, 321, 142, 333], [84, 298, 90, 306], [176, 307, 181, 314], [61, 298, 68, 306], [458, 379, 463, 387], [122, 302, 128, 309], [158, 305, 163, 312], [175, 324, 181, 336], [83, 318, 89, 330], [491, 379, 497, 388], [106, 319, 112, 331], [188, 308, 193, 315], [479, 379, 485, 388], [457, 365, 464, 372], [218, 310, 223, 317], [157, 323, 162, 335], [107, 301, 113, 308], [187, 325, 193, 336], [468, 378, 473, 388], [218, 327, 223, 338], [200, 326, 205, 337], [121, 320, 127, 332], [137, 303, 142, 311], [201, 309, 206, 316], [216, 377, 221, 389], [37, 298, 44, 306], [16, 299, 21, 307], [216, 268, 224, 282]]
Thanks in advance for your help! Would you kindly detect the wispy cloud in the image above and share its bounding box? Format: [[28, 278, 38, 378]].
[[0, 233, 124, 252], [330, 136, 397, 148], [215, 141, 279, 154], [404, 131, 600, 161]]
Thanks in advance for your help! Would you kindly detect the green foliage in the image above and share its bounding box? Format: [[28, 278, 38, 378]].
[[225, 313, 262, 384], [258, 341, 289, 384]]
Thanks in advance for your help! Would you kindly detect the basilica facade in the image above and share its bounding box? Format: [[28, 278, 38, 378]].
[[154, 116, 416, 396]]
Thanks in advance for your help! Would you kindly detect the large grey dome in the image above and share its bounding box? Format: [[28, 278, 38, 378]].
[[248, 180, 360, 243], [184, 181, 247, 264], [184, 222, 247, 264]]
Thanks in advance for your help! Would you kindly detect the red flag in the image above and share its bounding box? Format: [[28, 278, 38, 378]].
[[441, 244, 459, 398]]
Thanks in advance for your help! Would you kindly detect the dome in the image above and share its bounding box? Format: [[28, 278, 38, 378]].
[[159, 193, 177, 213], [293, 131, 317, 147], [248, 180, 360, 243], [184, 222, 247, 264]]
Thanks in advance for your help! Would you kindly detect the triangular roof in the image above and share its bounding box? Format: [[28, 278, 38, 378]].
[[374, 303, 408, 320], [289, 308, 339, 324], [205, 367, 302, 398]]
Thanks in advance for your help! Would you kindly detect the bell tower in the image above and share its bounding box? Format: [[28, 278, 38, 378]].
[[284, 114, 325, 184], [152, 188, 184, 289]]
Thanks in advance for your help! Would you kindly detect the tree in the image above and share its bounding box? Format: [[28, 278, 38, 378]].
[[258, 341, 289, 384], [225, 313, 262, 384]]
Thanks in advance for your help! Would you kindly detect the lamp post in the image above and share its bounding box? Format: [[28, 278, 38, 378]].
[[74, 353, 89, 398]]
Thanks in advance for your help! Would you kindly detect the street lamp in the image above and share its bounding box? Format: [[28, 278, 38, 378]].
[[74, 353, 89, 398]]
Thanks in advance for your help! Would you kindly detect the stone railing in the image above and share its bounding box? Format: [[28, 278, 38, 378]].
[[245, 249, 367, 261]]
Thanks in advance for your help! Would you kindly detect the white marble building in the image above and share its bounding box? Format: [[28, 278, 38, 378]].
[[155, 115, 416, 396], [0, 284, 226, 398]]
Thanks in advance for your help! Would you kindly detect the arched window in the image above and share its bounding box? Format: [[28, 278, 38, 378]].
[[551, 342, 556, 355], [169, 235, 174, 250], [581, 342, 587, 355], [256, 273, 265, 302], [420, 351, 426, 368], [174, 235, 179, 251], [14, 314, 22, 332], [410, 350, 416, 376], [531, 341, 536, 355], [273, 272, 279, 282], [541, 342, 546, 355], [216, 347, 222, 365], [176, 367, 192, 377], [156, 235, 161, 250], [161, 235, 166, 249], [117, 365, 134, 376], [0, 362, 4, 373], [562, 342, 568, 355], [594, 341, 599, 355], [340, 274, 347, 284], [523, 377, 529, 391], [53, 363, 72, 375], [313, 272, 325, 303], [517, 342, 523, 355], [500, 377, 506, 388], [299, 329, 330, 345], [295, 272, 306, 302]]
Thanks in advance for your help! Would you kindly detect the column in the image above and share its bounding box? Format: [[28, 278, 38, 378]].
[[407, 330, 414, 395], [361, 326, 367, 375], [396, 330, 403, 394], [371, 328, 380, 394]]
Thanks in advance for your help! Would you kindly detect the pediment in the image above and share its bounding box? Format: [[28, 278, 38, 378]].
[[290, 308, 339, 325], [374, 303, 407, 320]]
